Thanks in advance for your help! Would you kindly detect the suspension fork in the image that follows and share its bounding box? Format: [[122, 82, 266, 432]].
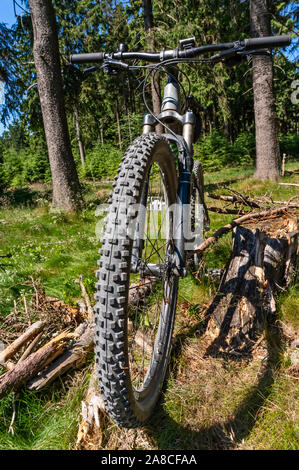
[[141, 73, 195, 277], [170, 137, 195, 278]]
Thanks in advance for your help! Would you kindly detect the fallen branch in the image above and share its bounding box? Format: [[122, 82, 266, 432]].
[[227, 188, 261, 208], [18, 331, 44, 363], [27, 322, 94, 391], [279, 183, 299, 187], [0, 336, 68, 398], [76, 276, 94, 322], [195, 205, 297, 254], [206, 192, 260, 208], [0, 320, 45, 365], [207, 206, 249, 215], [263, 200, 299, 207]]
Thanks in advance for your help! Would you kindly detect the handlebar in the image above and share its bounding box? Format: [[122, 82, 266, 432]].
[[243, 35, 290, 49], [69, 35, 291, 65]]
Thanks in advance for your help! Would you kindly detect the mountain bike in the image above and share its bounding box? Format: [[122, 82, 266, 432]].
[[70, 34, 290, 428]]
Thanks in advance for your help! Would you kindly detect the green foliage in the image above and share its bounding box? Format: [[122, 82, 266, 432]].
[[1, 131, 51, 187], [0, 0, 297, 190], [194, 130, 255, 171], [79, 142, 122, 180], [3, 147, 51, 186], [194, 131, 298, 172], [279, 134, 299, 159]]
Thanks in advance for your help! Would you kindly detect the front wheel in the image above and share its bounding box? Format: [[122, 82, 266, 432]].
[[94, 133, 179, 427]]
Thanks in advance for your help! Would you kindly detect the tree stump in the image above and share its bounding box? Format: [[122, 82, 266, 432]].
[[205, 216, 298, 354]]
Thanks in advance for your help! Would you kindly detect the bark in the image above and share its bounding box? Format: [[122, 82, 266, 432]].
[[27, 322, 94, 391], [28, 0, 82, 210], [250, 0, 281, 180], [143, 0, 163, 133], [0, 340, 64, 398], [205, 217, 298, 353]]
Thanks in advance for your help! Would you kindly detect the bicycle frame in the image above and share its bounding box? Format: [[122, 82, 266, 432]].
[[141, 74, 196, 277]]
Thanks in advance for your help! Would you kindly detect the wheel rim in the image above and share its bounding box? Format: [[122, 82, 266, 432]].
[[128, 162, 175, 393]]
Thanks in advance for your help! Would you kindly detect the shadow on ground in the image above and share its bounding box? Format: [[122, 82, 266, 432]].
[[144, 309, 283, 450], [204, 176, 249, 193], [0, 186, 52, 207]]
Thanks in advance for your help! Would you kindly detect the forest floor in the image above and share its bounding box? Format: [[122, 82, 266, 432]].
[[0, 162, 298, 450]]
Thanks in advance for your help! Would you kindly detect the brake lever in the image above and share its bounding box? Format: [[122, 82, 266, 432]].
[[210, 46, 245, 63], [102, 59, 129, 75], [82, 65, 103, 76], [237, 48, 271, 57], [83, 59, 129, 77], [222, 48, 270, 67]]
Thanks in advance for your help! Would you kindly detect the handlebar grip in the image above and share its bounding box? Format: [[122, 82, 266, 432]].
[[244, 35, 291, 50], [69, 52, 105, 64]]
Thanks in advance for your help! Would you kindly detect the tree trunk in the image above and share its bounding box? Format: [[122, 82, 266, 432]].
[[28, 0, 82, 210], [250, 0, 281, 180], [74, 104, 85, 166], [205, 217, 298, 354], [100, 124, 104, 145], [143, 0, 163, 134], [115, 98, 122, 150]]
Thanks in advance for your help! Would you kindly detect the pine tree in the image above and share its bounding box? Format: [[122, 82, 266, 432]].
[[250, 0, 281, 180], [28, 0, 82, 210]]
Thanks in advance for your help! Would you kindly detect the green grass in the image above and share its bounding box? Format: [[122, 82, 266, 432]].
[[0, 182, 109, 450], [242, 371, 299, 450], [0, 163, 298, 450], [0, 371, 90, 450], [0, 183, 109, 318]]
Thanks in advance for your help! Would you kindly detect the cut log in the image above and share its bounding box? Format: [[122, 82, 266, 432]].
[[0, 339, 65, 398], [0, 320, 45, 364], [205, 216, 298, 353], [27, 322, 94, 390]]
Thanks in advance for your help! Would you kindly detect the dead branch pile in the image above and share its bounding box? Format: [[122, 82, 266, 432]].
[[0, 275, 156, 397], [0, 277, 93, 398]]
